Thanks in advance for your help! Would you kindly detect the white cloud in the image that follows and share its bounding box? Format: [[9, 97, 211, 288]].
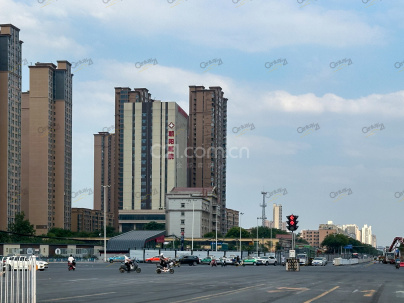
[[257, 90, 404, 116]]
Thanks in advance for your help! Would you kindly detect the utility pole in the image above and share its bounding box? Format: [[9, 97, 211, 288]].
[[102, 185, 110, 262]]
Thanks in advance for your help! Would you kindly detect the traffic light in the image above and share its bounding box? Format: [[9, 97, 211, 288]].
[[287, 214, 299, 232]]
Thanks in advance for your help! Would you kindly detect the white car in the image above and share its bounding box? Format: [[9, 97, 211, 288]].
[[36, 259, 49, 271], [312, 257, 326, 266], [257, 256, 277, 266]]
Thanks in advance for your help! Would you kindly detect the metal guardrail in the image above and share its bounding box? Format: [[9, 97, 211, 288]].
[[1, 255, 37, 303]]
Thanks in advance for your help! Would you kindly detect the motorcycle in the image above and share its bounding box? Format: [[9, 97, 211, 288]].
[[119, 260, 141, 273], [156, 263, 174, 274], [210, 259, 217, 267], [396, 259, 400, 269], [68, 261, 76, 271]]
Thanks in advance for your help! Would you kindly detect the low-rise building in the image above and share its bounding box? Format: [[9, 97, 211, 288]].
[[165, 187, 218, 239], [301, 230, 320, 247]]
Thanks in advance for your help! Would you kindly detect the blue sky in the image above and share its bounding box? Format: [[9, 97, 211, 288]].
[[2, 0, 404, 246]]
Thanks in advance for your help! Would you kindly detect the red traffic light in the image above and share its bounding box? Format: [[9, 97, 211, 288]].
[[290, 215, 294, 221]]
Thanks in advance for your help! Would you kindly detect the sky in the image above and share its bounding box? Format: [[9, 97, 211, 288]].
[[2, 0, 404, 247]]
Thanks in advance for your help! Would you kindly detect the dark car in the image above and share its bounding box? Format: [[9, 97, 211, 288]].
[[179, 255, 200, 266]]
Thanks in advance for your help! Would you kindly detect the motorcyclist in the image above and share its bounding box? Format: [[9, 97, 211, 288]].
[[124, 255, 132, 272], [159, 253, 168, 271], [67, 254, 75, 269]]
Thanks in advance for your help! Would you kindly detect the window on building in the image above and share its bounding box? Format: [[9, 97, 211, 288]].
[[181, 212, 185, 216], [181, 203, 185, 208], [181, 220, 185, 225]]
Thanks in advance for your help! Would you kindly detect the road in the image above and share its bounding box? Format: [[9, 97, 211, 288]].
[[37, 261, 404, 303]]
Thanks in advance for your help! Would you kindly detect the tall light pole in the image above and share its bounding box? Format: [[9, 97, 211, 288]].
[[256, 217, 261, 256], [191, 199, 195, 251], [102, 185, 110, 262], [239, 212, 244, 253], [216, 206, 220, 252]]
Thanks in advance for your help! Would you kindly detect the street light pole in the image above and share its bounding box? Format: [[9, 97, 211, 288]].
[[102, 185, 110, 263], [191, 199, 194, 251], [256, 217, 260, 256], [216, 206, 220, 252], [239, 212, 244, 253]]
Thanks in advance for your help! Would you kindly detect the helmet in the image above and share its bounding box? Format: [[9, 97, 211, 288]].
[[160, 253, 164, 257]]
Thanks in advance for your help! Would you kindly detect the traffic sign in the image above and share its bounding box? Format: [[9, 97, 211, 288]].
[[344, 245, 353, 249]]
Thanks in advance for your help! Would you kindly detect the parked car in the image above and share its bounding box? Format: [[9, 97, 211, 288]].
[[108, 255, 126, 263], [200, 256, 218, 265], [145, 256, 161, 263], [312, 257, 326, 266], [179, 255, 200, 266], [242, 256, 263, 266], [220, 256, 235, 265], [258, 256, 277, 266]]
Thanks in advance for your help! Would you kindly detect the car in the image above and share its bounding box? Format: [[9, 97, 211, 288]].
[[108, 255, 126, 263], [36, 259, 49, 270], [312, 257, 326, 266], [220, 256, 235, 265], [258, 256, 277, 266], [179, 255, 200, 266], [145, 256, 161, 263], [200, 256, 218, 265], [242, 256, 263, 266]]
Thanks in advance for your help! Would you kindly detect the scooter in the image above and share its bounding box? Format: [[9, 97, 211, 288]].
[[156, 263, 174, 274], [119, 260, 141, 273], [169, 260, 181, 267], [396, 259, 400, 269], [68, 261, 76, 271]]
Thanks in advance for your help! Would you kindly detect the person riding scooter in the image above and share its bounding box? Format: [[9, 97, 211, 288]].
[[124, 255, 132, 272], [67, 254, 76, 270], [159, 253, 169, 271]]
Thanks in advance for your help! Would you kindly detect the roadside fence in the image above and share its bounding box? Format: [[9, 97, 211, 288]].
[[1, 255, 37, 303]]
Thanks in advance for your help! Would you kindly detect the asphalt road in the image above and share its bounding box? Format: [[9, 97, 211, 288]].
[[36, 261, 404, 303]]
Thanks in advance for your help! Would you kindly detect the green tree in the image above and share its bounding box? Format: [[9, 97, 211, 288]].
[[321, 233, 349, 253], [225, 227, 250, 238], [8, 212, 35, 242], [143, 221, 165, 230]]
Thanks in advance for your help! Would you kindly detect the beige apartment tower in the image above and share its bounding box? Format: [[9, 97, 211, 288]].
[[114, 88, 188, 232], [93, 132, 117, 230], [188, 86, 227, 234], [0, 24, 22, 230], [21, 61, 73, 233], [273, 203, 282, 229]]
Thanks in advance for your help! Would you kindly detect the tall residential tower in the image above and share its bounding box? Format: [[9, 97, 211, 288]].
[[21, 61, 73, 233], [0, 24, 22, 230], [188, 86, 227, 234], [114, 88, 188, 232]]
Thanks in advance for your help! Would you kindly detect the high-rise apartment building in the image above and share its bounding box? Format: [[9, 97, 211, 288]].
[[226, 208, 239, 231], [114, 88, 188, 232], [21, 61, 73, 233], [361, 224, 372, 245], [273, 203, 282, 229], [0, 24, 22, 230], [188, 86, 227, 234], [342, 224, 361, 241], [93, 132, 117, 230]]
